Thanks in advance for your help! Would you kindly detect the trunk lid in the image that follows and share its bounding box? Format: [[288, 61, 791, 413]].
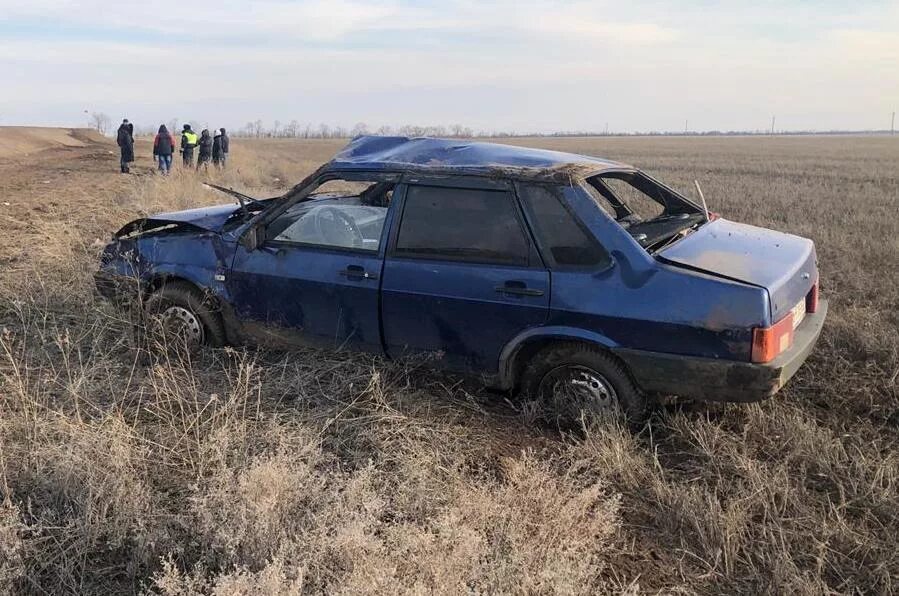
[[658, 218, 817, 322]]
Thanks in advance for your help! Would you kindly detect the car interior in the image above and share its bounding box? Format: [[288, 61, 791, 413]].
[[585, 173, 704, 251], [267, 181, 394, 251]]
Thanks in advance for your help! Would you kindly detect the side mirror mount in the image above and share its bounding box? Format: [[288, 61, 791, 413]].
[[240, 226, 260, 251]]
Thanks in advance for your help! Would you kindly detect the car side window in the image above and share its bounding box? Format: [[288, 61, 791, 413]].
[[394, 185, 530, 266], [268, 197, 387, 252], [517, 184, 610, 268]]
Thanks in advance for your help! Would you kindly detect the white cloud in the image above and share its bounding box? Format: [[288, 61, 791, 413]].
[[0, 0, 679, 44], [0, 0, 897, 131]]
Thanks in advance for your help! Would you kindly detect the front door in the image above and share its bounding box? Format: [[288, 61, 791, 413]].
[[381, 179, 549, 374], [228, 185, 392, 352]]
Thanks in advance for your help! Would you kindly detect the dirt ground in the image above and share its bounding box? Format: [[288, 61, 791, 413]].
[[1, 129, 897, 595]]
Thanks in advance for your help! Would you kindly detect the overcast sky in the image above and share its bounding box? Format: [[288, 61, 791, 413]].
[[1, 0, 897, 133]]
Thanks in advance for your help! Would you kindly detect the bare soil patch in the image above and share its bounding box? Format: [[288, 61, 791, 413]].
[[0, 126, 108, 158]]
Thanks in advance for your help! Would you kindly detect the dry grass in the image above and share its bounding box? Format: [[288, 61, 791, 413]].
[[0, 132, 897, 594]]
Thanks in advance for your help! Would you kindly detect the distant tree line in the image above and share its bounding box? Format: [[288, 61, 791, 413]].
[[229, 121, 899, 138], [230, 120, 476, 139], [88, 112, 896, 139]]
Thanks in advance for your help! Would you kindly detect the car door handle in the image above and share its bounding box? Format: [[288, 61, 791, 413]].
[[495, 282, 544, 297], [339, 265, 378, 280]]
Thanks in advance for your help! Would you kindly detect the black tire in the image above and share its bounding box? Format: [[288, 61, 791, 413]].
[[520, 342, 647, 426], [143, 281, 227, 349]]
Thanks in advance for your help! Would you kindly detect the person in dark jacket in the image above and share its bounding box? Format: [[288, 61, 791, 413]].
[[196, 129, 213, 172], [180, 124, 198, 167], [153, 124, 177, 175], [212, 130, 225, 170], [219, 128, 229, 168], [116, 119, 134, 173]]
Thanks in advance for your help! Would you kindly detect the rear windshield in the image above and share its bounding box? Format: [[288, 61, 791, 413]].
[[584, 171, 706, 253]]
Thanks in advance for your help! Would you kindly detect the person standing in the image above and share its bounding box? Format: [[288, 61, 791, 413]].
[[212, 129, 224, 169], [219, 127, 229, 168], [116, 119, 134, 173], [180, 124, 198, 167], [195, 129, 213, 172], [153, 124, 177, 175]]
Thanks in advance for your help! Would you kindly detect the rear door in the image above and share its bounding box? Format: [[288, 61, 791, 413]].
[[381, 177, 549, 374]]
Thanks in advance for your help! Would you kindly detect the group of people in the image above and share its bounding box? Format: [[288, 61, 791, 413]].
[[115, 119, 230, 175]]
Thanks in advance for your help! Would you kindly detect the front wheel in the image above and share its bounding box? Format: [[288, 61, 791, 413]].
[[520, 343, 647, 427], [142, 281, 227, 351]]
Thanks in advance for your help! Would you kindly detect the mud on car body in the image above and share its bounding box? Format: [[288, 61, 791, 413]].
[[96, 136, 827, 421]]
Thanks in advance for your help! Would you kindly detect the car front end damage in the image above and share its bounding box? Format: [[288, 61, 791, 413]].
[[95, 204, 242, 307]]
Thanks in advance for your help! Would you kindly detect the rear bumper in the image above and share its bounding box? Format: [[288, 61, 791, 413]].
[[615, 299, 828, 403]]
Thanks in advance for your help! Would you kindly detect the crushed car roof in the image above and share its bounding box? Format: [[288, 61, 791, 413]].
[[328, 136, 631, 179]]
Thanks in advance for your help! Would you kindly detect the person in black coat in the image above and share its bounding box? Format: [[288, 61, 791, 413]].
[[212, 129, 224, 169], [219, 128, 229, 168], [196, 129, 213, 172], [116, 119, 134, 173]]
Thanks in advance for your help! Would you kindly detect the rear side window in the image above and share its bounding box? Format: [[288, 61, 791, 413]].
[[518, 184, 609, 268], [395, 185, 530, 266]]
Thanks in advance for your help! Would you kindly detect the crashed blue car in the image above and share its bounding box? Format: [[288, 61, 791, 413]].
[[96, 136, 826, 420]]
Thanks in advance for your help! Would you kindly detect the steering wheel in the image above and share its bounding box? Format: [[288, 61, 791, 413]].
[[313, 206, 364, 247]]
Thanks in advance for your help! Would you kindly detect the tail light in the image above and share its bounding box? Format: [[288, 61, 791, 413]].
[[752, 278, 818, 363], [806, 280, 819, 314], [751, 313, 795, 363]]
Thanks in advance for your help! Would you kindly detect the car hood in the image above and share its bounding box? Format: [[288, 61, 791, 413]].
[[658, 218, 816, 321], [115, 203, 241, 238], [149, 203, 241, 231]]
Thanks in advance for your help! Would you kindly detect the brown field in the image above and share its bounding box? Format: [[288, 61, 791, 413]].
[[1, 129, 897, 595]]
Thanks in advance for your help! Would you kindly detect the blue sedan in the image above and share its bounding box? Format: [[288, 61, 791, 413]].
[[96, 136, 826, 421]]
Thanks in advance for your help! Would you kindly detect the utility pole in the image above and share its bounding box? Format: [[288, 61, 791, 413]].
[[771, 115, 776, 135], [892, 111, 895, 135], [604, 122, 608, 135]]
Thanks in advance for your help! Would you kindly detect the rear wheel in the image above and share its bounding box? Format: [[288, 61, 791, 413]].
[[143, 281, 226, 351], [520, 342, 647, 426]]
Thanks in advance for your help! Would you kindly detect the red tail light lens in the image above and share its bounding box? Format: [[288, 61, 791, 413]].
[[806, 280, 819, 314], [751, 313, 795, 363], [753, 279, 817, 363]]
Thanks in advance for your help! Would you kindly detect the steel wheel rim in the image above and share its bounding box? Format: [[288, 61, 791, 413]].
[[157, 305, 204, 345], [539, 365, 619, 413]]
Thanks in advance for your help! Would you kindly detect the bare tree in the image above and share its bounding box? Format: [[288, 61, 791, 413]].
[[272, 120, 281, 138], [252, 119, 264, 138], [450, 124, 472, 138], [376, 124, 394, 136], [285, 119, 300, 138], [89, 112, 111, 135], [350, 122, 369, 137]]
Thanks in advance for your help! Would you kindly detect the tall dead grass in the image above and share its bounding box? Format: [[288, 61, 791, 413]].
[[1, 135, 897, 594]]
